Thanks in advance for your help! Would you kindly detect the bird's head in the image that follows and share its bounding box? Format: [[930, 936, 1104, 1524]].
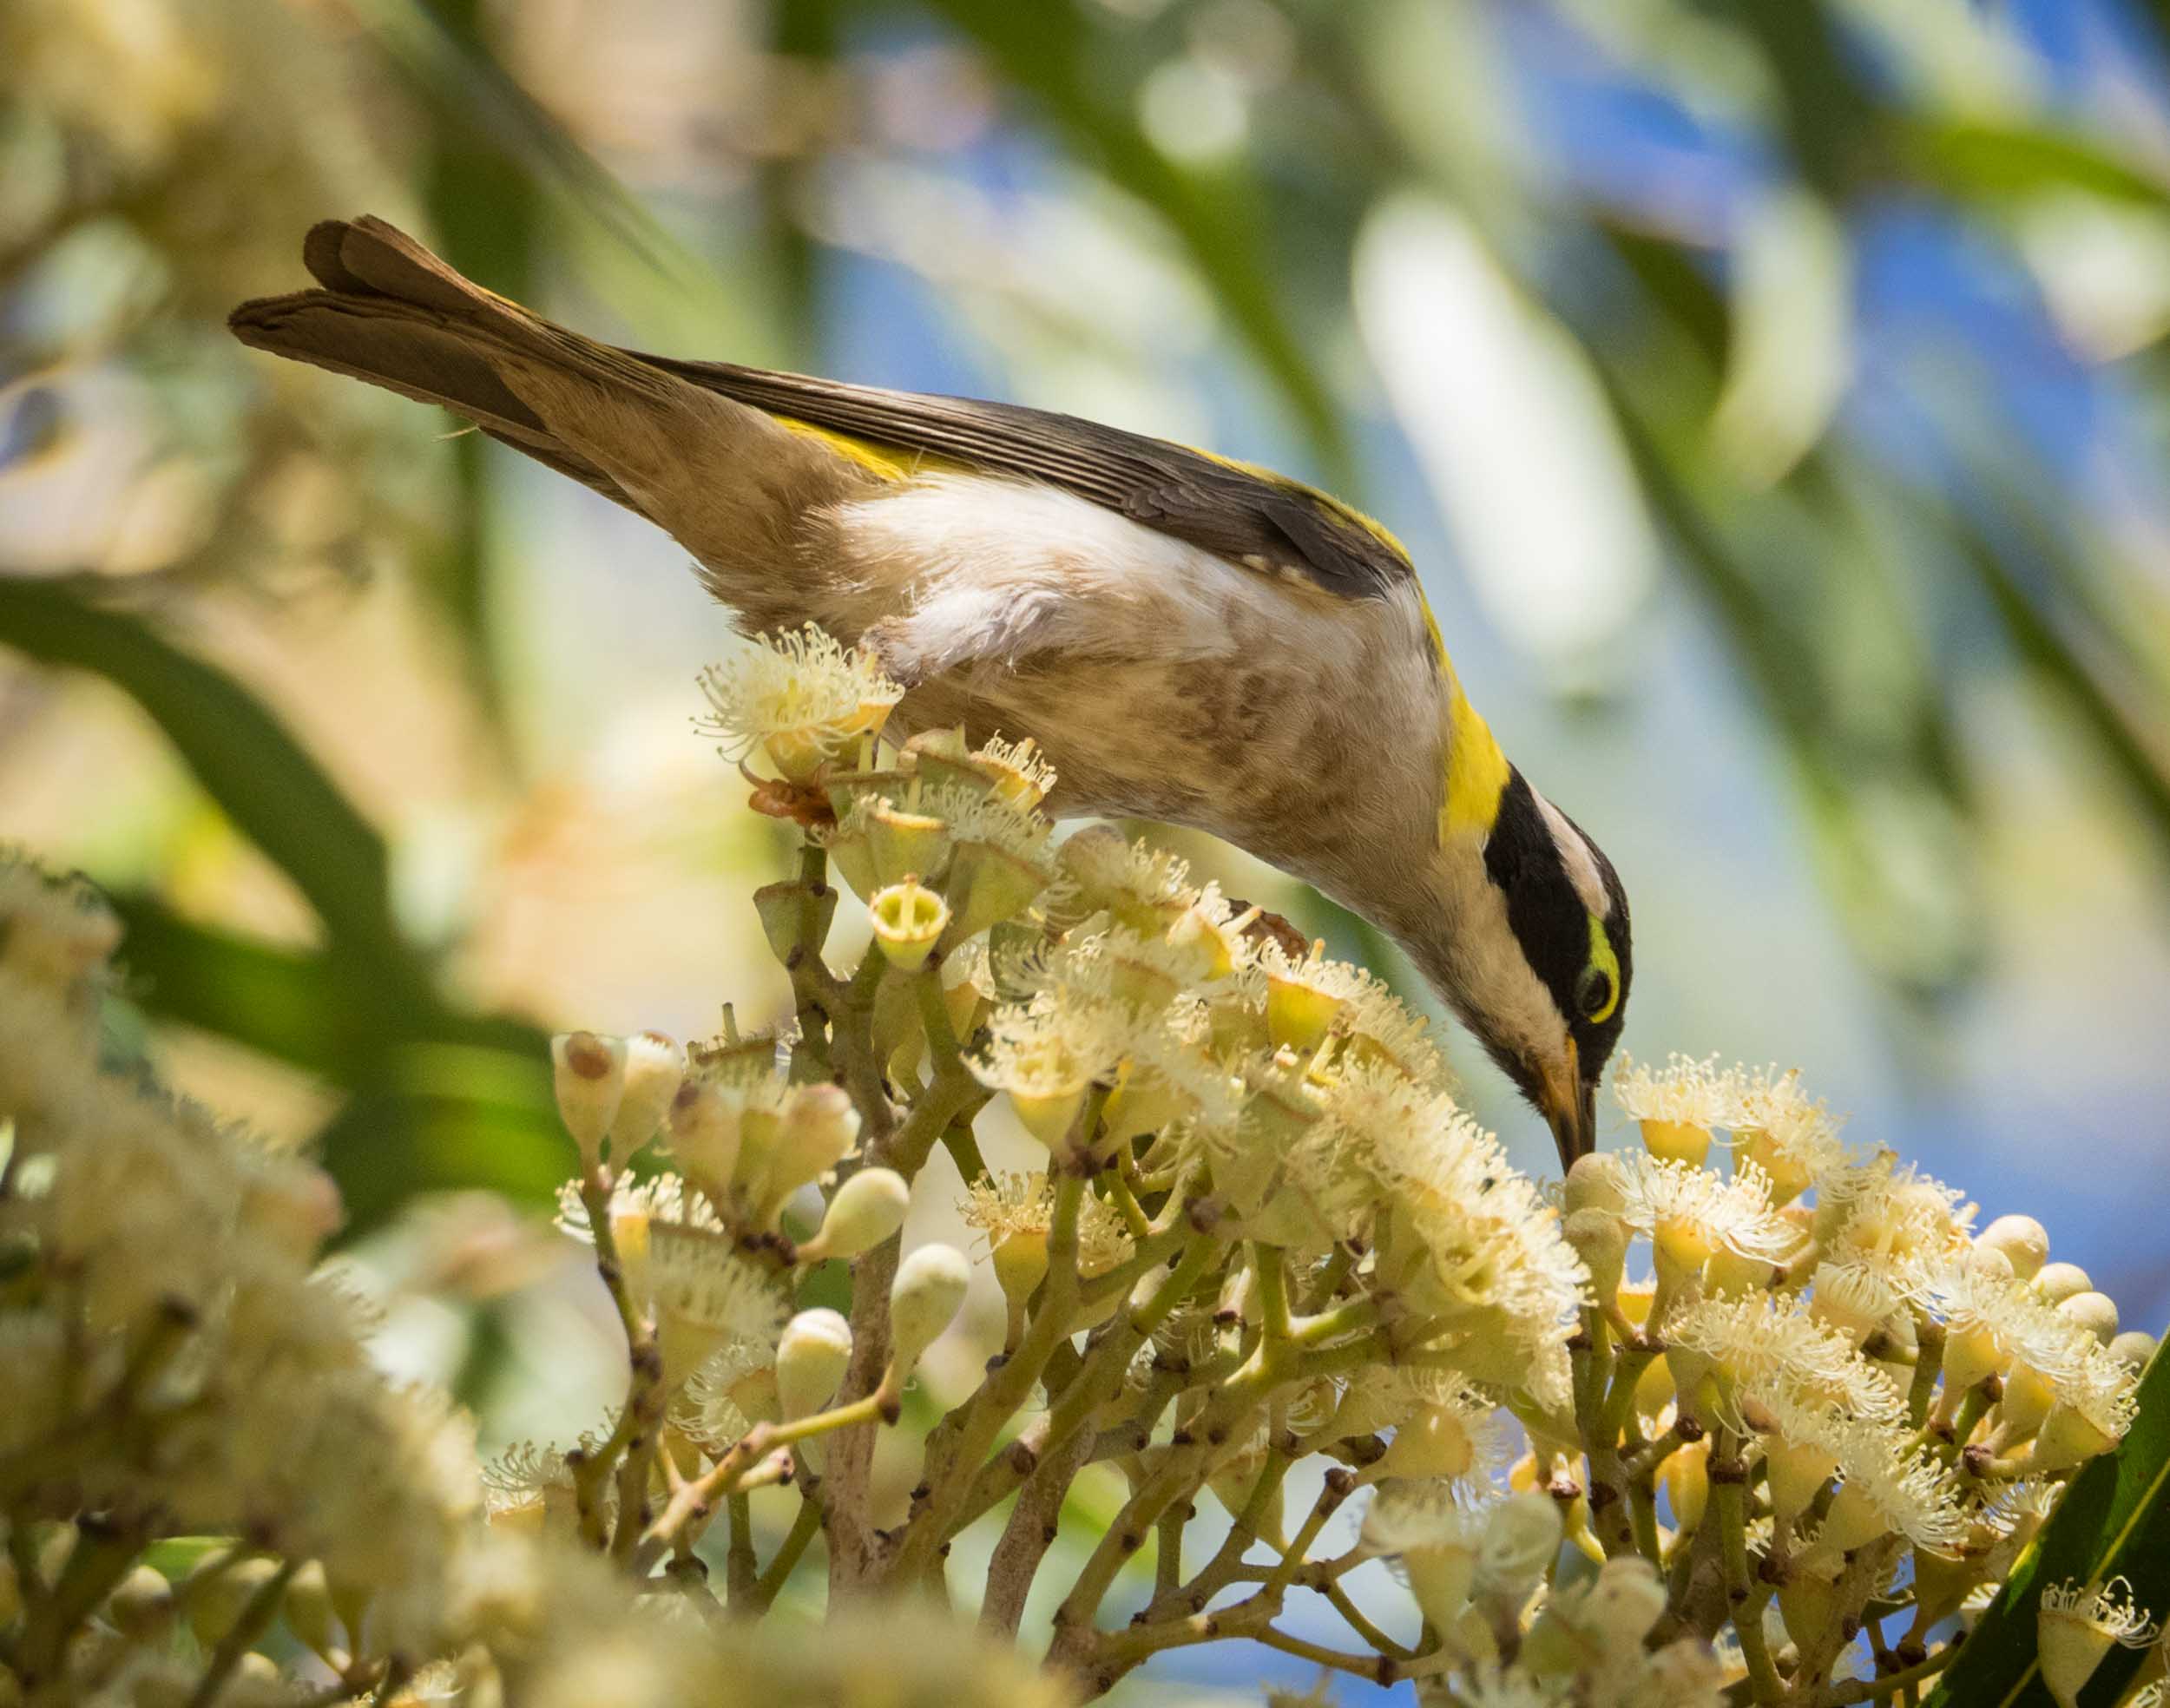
[[1413, 763, 1631, 1168]]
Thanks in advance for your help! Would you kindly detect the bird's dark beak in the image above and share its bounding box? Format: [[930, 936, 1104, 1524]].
[[1539, 1039, 1595, 1170]]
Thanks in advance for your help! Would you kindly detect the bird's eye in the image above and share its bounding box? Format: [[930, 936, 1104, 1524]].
[[1575, 964, 1614, 1021]]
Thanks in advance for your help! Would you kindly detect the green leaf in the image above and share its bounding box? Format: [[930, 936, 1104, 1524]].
[[0, 578, 419, 988], [1910, 118, 2170, 216], [316, 1041, 569, 1241], [354, 0, 675, 273], [898, 0, 1349, 482], [106, 894, 403, 1082], [1926, 1349, 2170, 1708]]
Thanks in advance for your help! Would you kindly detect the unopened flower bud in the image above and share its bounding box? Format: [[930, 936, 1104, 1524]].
[[1563, 1152, 1627, 1217], [2059, 1291, 2120, 1344], [1476, 1489, 1563, 1600], [1977, 1213, 2049, 1280], [889, 1243, 971, 1375], [1564, 1207, 1627, 1301], [551, 1031, 625, 1167], [756, 1086, 862, 1225], [2109, 1330, 2157, 1373], [107, 1564, 173, 1641], [1580, 1555, 1667, 1653], [608, 1031, 685, 1161], [870, 878, 949, 970], [777, 1308, 854, 1423], [669, 1077, 742, 1198], [804, 1167, 910, 1262], [2034, 1262, 2092, 1305], [1633, 1353, 1674, 1419]]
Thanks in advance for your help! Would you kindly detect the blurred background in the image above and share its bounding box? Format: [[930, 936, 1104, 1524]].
[[4, 0, 2169, 1693]]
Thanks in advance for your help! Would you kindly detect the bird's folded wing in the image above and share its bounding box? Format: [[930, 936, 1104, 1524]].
[[638, 354, 1413, 601]]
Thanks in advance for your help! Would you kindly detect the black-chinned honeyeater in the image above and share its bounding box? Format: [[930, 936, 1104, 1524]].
[[230, 217, 1632, 1166]]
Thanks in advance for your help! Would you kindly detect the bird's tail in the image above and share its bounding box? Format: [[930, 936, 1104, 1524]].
[[229, 217, 865, 603]]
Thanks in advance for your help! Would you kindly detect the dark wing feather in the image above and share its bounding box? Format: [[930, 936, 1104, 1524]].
[[636, 355, 1412, 601]]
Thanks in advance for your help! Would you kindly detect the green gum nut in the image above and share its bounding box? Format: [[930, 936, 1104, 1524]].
[[1100, 1071, 1181, 1150], [1207, 992, 1270, 1057], [823, 829, 880, 904], [1240, 1185, 1337, 1252], [870, 799, 952, 888], [946, 842, 1047, 941], [825, 765, 906, 823], [753, 878, 836, 965], [871, 878, 950, 970]]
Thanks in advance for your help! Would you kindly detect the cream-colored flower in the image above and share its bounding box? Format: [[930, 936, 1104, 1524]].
[[1613, 1053, 1748, 1163], [959, 1171, 1134, 1278], [1358, 1077, 1586, 1408], [697, 624, 902, 779], [2038, 1577, 2160, 1708], [1614, 1152, 1797, 1269], [1729, 1065, 1850, 1199], [1666, 1294, 1905, 1425]]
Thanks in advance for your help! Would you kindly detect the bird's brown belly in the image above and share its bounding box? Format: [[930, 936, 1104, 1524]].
[[888, 649, 1424, 902]]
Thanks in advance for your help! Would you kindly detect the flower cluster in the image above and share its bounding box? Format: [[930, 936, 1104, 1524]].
[[0, 859, 479, 1700], [1554, 1054, 2154, 1705], [0, 628, 2149, 1708]]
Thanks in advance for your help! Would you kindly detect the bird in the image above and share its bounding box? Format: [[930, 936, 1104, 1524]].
[[230, 215, 1630, 1166]]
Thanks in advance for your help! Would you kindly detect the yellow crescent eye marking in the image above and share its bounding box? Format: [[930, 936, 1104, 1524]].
[[1583, 915, 1622, 1024]]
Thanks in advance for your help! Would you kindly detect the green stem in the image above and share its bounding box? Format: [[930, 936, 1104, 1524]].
[[751, 1496, 823, 1613], [1713, 1442, 1782, 1705]]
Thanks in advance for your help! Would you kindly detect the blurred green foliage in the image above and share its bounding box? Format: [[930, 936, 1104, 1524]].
[[3, 0, 2169, 1239]]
